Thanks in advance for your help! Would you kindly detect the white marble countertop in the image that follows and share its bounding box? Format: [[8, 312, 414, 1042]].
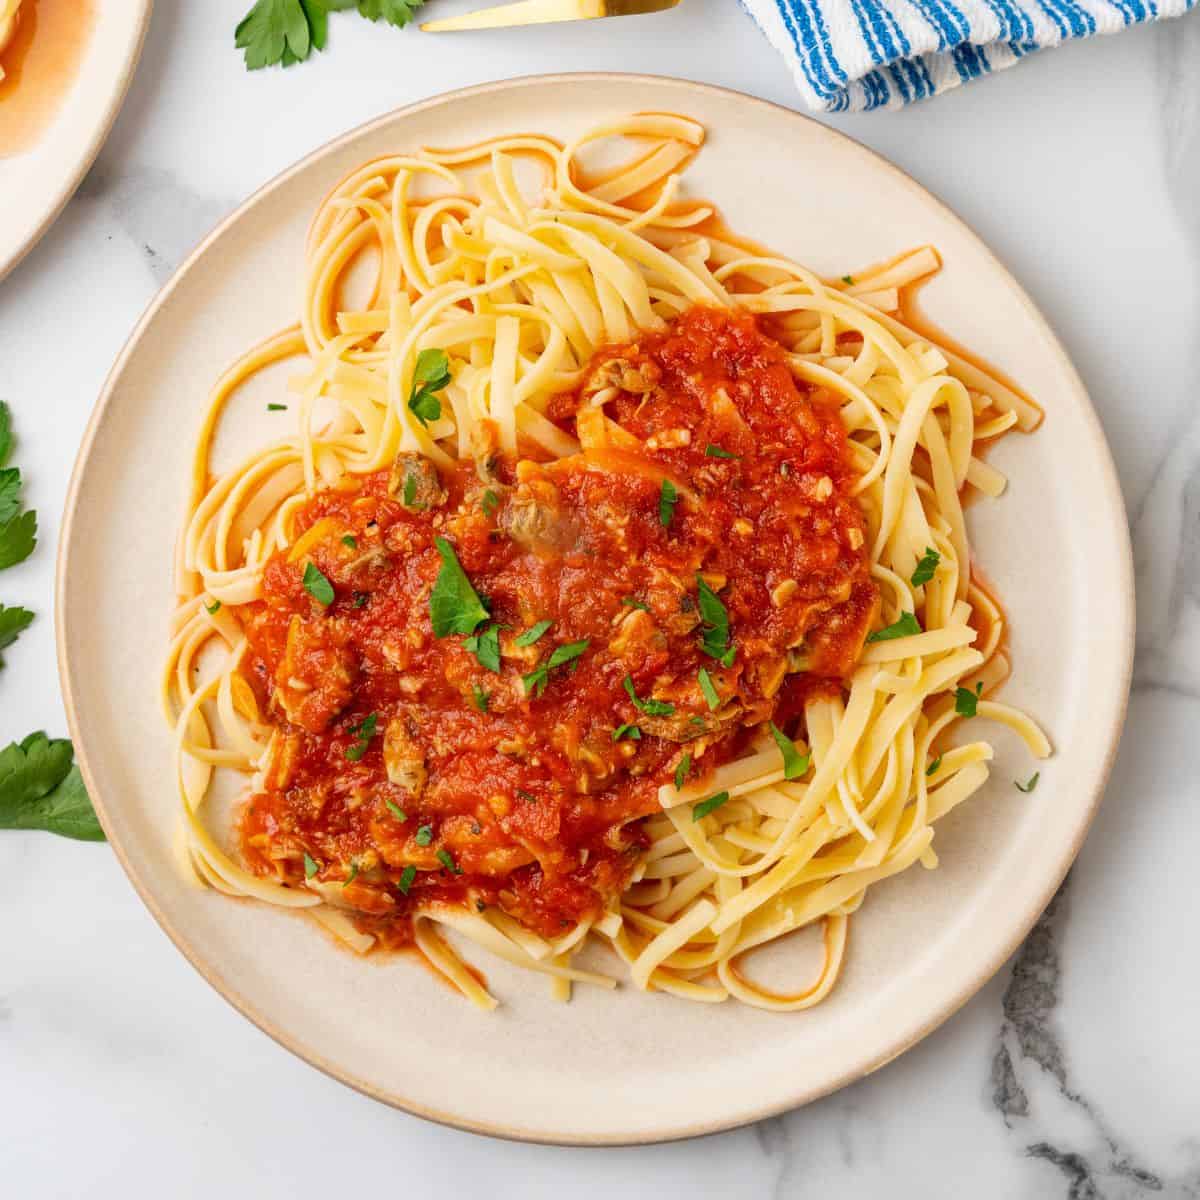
[[2, 2, 1198, 1194]]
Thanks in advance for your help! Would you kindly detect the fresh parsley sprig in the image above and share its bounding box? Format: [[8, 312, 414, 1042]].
[[235, 0, 425, 72], [0, 734, 104, 842], [622, 675, 674, 717], [0, 604, 34, 670], [0, 402, 37, 572], [866, 612, 921, 643]]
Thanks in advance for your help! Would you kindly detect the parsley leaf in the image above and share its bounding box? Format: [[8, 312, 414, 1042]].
[[523, 639, 590, 697], [659, 478, 678, 527], [0, 509, 36, 570], [235, 0, 324, 70], [674, 752, 692, 791], [385, 799, 407, 822], [621, 596, 649, 612], [1015, 772, 1040, 793], [471, 684, 490, 713], [0, 467, 20, 524], [463, 622, 502, 673], [481, 489, 500, 517], [415, 824, 433, 846], [304, 853, 319, 879], [768, 722, 811, 780], [344, 860, 359, 886], [0, 734, 104, 841], [926, 755, 943, 777], [267, 403, 288, 411], [344, 712, 377, 761], [0, 604, 34, 668], [341, 534, 358, 550], [622, 674, 675, 717], [866, 612, 921, 643], [436, 847, 463, 875], [357, 0, 423, 26], [612, 724, 641, 742], [204, 599, 222, 615], [515, 619, 553, 648], [697, 667, 720, 711], [302, 561, 334, 606], [911, 547, 940, 588], [696, 575, 733, 663], [0, 401, 11, 467], [429, 536, 488, 638], [955, 681, 983, 718], [408, 348, 451, 428], [704, 445, 738, 459], [841, 275, 854, 285], [397, 864, 417, 894], [692, 791, 730, 822]]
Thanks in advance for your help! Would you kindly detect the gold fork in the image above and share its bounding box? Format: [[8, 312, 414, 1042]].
[[422, 0, 681, 33]]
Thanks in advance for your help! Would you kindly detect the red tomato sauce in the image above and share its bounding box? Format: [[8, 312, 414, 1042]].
[[239, 307, 876, 946]]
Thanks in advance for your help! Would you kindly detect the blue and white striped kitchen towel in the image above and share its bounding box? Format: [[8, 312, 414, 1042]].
[[743, 0, 1195, 111]]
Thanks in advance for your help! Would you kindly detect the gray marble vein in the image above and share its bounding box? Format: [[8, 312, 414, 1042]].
[[77, 164, 234, 286]]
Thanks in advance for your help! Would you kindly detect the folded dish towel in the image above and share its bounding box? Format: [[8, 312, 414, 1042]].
[[743, 0, 1195, 111]]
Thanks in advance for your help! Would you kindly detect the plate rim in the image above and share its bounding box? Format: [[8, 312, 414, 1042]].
[[55, 71, 1136, 1146], [0, 0, 155, 283]]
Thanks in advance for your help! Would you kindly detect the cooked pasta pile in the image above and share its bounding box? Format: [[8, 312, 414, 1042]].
[[164, 113, 1049, 1012]]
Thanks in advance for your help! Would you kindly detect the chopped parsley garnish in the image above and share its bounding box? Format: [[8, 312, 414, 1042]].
[[397, 865, 417, 895], [704, 445, 738, 459], [697, 667, 720, 711], [911, 547, 941, 587], [696, 575, 734, 665], [267, 402, 287, 411], [621, 596, 650, 612], [481, 489, 500, 517], [472, 684, 490, 713], [429, 535, 488, 637], [841, 275, 854, 285], [866, 611, 921, 643], [926, 755, 943, 777], [955, 681, 983, 718], [352, 591, 369, 608], [344, 712, 377, 761], [612, 724, 642, 742], [622, 674, 675, 717], [692, 791, 730, 822], [436, 848, 462, 875], [415, 824, 433, 846], [768, 722, 811, 780], [516, 789, 538, 803], [408, 348, 451, 427], [402, 471, 419, 508], [341, 534, 358, 550], [302, 561, 334, 606], [385, 799, 407, 822], [463, 622, 502, 673], [203, 599, 221, 615], [522, 639, 590, 697], [674, 752, 692, 791], [659, 478, 678, 527], [344, 860, 359, 886], [304, 852, 318, 879], [515, 619, 553, 647], [1015, 772, 1040, 793]]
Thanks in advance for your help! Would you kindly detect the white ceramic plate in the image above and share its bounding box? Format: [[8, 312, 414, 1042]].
[[0, 0, 151, 281], [57, 75, 1133, 1145]]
